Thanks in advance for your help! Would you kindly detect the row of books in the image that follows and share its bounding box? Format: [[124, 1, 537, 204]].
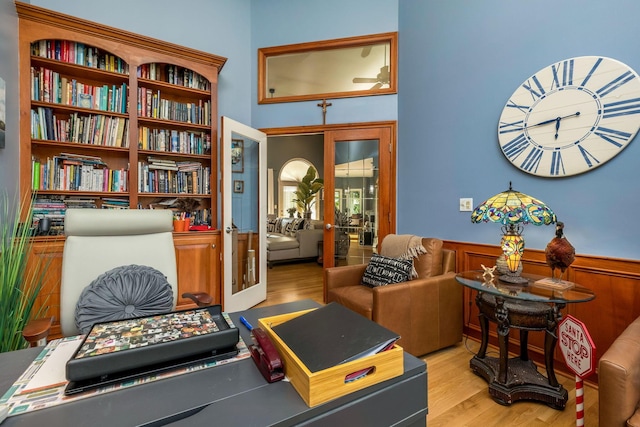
[[31, 196, 66, 235], [137, 87, 211, 125], [31, 40, 129, 74], [137, 63, 210, 91], [138, 160, 210, 194], [31, 197, 131, 233], [31, 66, 128, 113], [34, 196, 129, 213], [31, 108, 130, 148], [32, 153, 128, 192], [138, 127, 210, 154]]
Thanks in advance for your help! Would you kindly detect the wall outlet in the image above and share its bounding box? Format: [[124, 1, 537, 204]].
[[459, 198, 473, 212]]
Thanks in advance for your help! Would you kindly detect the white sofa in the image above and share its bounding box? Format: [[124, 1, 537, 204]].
[[266, 217, 324, 267]]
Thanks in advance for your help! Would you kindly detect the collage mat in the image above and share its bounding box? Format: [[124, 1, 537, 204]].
[[75, 308, 224, 359], [0, 313, 250, 417]]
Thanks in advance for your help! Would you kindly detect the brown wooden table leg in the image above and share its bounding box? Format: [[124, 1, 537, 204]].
[[520, 330, 529, 361], [475, 292, 489, 358], [495, 296, 510, 384], [544, 303, 564, 387], [469, 292, 568, 409]]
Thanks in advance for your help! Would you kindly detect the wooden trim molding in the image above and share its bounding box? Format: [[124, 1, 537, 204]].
[[443, 240, 640, 385], [260, 120, 397, 136]]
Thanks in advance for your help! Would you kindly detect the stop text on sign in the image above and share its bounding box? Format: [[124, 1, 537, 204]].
[[560, 324, 589, 368], [558, 315, 596, 378]]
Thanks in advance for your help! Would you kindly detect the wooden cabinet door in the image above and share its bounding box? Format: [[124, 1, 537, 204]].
[[173, 232, 221, 309], [28, 238, 64, 338]]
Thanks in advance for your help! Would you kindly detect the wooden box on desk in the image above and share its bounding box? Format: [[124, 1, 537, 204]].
[[258, 309, 404, 407]]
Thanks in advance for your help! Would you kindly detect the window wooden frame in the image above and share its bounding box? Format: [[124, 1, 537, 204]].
[[258, 32, 397, 104]]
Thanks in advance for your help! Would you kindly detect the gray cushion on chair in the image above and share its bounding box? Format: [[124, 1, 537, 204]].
[[75, 264, 174, 334]]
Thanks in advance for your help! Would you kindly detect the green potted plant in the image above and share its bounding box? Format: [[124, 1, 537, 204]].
[[293, 166, 324, 219], [0, 191, 50, 352]]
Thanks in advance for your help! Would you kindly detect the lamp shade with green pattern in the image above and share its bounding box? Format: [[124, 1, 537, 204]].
[[471, 182, 556, 283]]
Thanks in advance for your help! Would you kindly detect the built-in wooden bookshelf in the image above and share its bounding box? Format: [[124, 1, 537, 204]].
[[16, 2, 227, 336]]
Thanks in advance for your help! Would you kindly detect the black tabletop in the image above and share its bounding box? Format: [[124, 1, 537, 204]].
[[456, 270, 596, 304]]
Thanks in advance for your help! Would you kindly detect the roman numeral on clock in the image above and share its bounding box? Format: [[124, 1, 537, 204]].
[[520, 146, 543, 173], [505, 99, 530, 114], [550, 150, 565, 176], [522, 75, 545, 101], [594, 126, 633, 148], [498, 119, 524, 134], [501, 133, 529, 159], [577, 145, 600, 168], [603, 98, 640, 119], [597, 71, 637, 97], [551, 59, 574, 89], [580, 57, 603, 87]]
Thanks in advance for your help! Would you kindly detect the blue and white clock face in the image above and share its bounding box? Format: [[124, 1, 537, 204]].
[[498, 56, 640, 177]]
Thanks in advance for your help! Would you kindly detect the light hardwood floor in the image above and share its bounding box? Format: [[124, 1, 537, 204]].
[[262, 259, 601, 427]]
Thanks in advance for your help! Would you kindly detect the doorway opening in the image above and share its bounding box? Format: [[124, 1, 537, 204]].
[[264, 122, 396, 302]]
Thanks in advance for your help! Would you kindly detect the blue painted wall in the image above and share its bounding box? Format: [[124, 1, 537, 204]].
[[399, 0, 640, 259], [249, 0, 398, 129]]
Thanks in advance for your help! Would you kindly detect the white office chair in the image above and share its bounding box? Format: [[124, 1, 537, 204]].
[[24, 209, 211, 343]]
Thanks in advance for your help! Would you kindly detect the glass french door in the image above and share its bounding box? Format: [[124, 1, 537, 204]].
[[221, 117, 267, 312], [322, 126, 394, 280]]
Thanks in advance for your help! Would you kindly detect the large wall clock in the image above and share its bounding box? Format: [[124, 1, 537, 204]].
[[498, 56, 640, 177]]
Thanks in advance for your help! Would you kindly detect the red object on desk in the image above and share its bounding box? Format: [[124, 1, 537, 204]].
[[189, 225, 213, 231]]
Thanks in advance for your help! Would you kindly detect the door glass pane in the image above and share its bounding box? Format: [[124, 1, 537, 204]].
[[334, 139, 378, 265], [231, 132, 259, 295]]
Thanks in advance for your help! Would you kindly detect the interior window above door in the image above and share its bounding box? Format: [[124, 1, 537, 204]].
[[258, 32, 397, 103]]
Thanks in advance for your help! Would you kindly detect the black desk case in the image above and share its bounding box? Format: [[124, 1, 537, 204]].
[[65, 305, 238, 393]]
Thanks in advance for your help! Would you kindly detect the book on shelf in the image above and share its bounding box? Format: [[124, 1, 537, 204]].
[[78, 93, 92, 109], [63, 198, 98, 209], [271, 302, 400, 373], [148, 164, 179, 171], [147, 157, 179, 171], [59, 152, 107, 166], [101, 197, 130, 209]]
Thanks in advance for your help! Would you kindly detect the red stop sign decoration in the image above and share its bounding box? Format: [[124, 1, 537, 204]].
[[558, 315, 596, 378]]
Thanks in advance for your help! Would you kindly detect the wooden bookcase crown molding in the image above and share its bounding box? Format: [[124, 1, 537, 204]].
[[15, 2, 227, 70]]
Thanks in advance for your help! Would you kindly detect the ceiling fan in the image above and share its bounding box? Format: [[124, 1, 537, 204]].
[[352, 45, 389, 90], [352, 65, 389, 89]]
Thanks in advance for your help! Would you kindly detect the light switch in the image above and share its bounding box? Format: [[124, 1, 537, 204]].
[[459, 198, 473, 212]]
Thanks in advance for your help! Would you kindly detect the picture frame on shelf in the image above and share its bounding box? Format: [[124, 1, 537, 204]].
[[231, 139, 244, 173], [234, 180, 244, 193]]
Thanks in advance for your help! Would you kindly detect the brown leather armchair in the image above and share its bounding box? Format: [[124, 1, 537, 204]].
[[325, 237, 462, 357], [599, 316, 640, 427]]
